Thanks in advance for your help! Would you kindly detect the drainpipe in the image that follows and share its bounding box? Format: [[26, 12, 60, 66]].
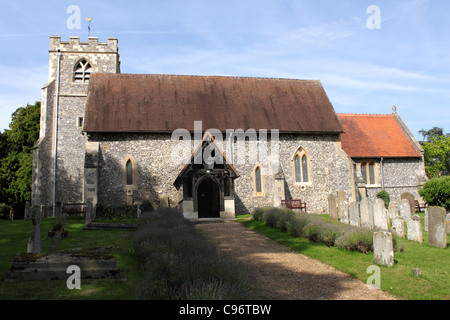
[[52, 50, 62, 217], [380, 157, 384, 188]]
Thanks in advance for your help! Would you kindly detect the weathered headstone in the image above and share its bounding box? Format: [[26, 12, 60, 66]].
[[349, 202, 360, 226], [388, 201, 399, 221], [27, 206, 41, 254], [447, 213, 450, 234], [391, 217, 405, 238], [428, 206, 447, 248], [24, 201, 31, 220], [85, 199, 93, 225], [399, 199, 412, 221], [328, 193, 338, 221], [338, 200, 349, 224], [401, 192, 415, 216], [159, 195, 169, 208], [336, 190, 346, 206], [373, 231, 394, 267], [360, 198, 374, 229], [374, 199, 388, 231], [406, 214, 423, 243], [424, 208, 428, 232]]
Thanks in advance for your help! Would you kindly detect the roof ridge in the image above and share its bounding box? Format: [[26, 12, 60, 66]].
[[337, 113, 393, 117], [93, 73, 322, 83]]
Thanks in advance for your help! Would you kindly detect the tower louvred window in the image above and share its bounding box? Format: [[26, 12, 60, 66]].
[[74, 60, 93, 83]]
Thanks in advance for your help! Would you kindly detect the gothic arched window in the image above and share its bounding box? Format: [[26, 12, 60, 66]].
[[126, 159, 133, 185], [74, 59, 93, 83], [292, 147, 312, 185]]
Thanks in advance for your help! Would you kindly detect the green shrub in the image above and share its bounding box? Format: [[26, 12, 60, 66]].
[[95, 202, 137, 220], [133, 207, 254, 300], [140, 200, 157, 212], [253, 207, 272, 221], [253, 207, 374, 253], [376, 190, 390, 209], [0, 203, 12, 220], [419, 176, 450, 211], [335, 227, 373, 254]]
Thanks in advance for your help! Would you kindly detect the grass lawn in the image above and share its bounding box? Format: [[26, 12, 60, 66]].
[[239, 213, 450, 300], [0, 217, 143, 300]]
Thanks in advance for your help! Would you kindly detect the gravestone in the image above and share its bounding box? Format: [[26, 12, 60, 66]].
[[399, 199, 412, 221], [391, 217, 405, 238], [338, 200, 349, 224], [373, 199, 388, 231], [27, 206, 41, 254], [428, 206, 447, 249], [447, 213, 450, 234], [406, 214, 423, 243], [360, 198, 374, 229], [85, 199, 93, 225], [328, 193, 338, 221], [336, 190, 346, 206], [388, 201, 399, 221], [349, 202, 360, 226], [24, 201, 31, 220], [401, 192, 415, 216], [424, 208, 428, 232], [373, 231, 394, 267]]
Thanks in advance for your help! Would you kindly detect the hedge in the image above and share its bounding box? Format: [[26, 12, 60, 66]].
[[253, 207, 374, 254]]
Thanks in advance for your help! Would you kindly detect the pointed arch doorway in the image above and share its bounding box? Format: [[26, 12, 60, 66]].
[[197, 176, 220, 218]]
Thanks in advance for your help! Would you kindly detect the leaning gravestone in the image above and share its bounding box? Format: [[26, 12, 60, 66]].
[[373, 199, 388, 231], [391, 217, 405, 238], [406, 214, 423, 243], [373, 231, 394, 267], [360, 198, 374, 229], [401, 192, 415, 216], [349, 202, 360, 226], [328, 193, 338, 221], [428, 206, 447, 249], [27, 206, 41, 254], [399, 199, 412, 221]]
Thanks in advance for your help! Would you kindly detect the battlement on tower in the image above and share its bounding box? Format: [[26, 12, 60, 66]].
[[49, 36, 118, 53]]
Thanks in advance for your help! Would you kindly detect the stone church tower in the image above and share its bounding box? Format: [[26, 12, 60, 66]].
[[32, 36, 120, 212]]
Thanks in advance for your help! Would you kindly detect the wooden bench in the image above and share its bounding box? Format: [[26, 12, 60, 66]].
[[415, 200, 427, 212], [281, 199, 307, 212]]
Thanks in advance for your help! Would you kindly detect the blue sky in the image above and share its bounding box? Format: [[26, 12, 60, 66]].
[[0, 0, 449, 141]]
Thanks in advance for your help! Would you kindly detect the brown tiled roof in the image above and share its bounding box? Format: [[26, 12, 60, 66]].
[[338, 114, 422, 158], [84, 74, 344, 133]]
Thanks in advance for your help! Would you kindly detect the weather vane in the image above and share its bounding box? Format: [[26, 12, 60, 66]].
[[86, 17, 93, 37]]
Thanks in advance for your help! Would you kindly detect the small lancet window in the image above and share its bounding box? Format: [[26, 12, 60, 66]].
[[74, 59, 93, 83], [126, 160, 133, 185], [293, 147, 311, 184], [255, 167, 262, 193]]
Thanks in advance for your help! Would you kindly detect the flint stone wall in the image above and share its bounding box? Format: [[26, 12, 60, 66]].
[[88, 132, 354, 214]]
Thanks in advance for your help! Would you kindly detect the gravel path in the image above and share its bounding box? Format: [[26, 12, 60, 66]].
[[195, 221, 399, 300]]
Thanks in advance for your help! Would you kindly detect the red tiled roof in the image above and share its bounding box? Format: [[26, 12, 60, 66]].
[[84, 74, 344, 133], [337, 114, 422, 158]]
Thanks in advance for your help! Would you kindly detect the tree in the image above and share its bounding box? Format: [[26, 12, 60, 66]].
[[422, 135, 450, 178], [0, 102, 40, 212], [418, 127, 448, 143]]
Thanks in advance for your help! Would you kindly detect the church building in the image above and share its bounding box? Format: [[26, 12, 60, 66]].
[[31, 36, 427, 219]]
